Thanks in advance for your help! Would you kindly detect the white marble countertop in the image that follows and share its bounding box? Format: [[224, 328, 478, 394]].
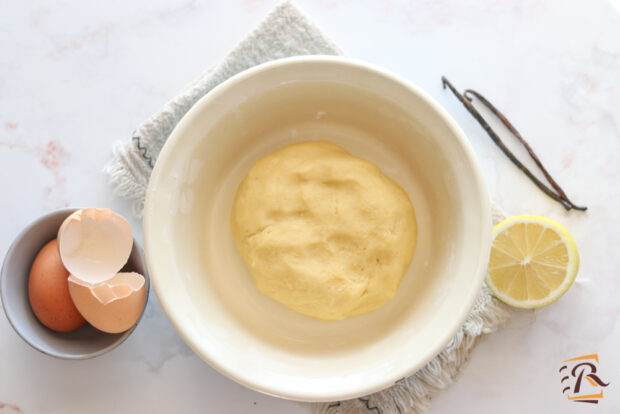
[[1, 1, 619, 413]]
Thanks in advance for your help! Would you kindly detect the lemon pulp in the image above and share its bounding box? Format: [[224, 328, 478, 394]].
[[486, 215, 579, 308]]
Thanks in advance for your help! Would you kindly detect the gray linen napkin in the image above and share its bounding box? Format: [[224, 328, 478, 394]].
[[105, 0, 342, 216], [105, 2, 509, 413]]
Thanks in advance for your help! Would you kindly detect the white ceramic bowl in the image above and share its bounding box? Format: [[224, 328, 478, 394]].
[[143, 56, 491, 401]]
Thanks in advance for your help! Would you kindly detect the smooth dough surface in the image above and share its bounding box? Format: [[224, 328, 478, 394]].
[[230, 141, 417, 320]]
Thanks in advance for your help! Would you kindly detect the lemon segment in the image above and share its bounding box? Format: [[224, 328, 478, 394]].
[[486, 215, 579, 308]]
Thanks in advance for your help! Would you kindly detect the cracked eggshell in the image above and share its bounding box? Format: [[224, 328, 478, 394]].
[[58, 208, 133, 284], [68, 272, 146, 334]]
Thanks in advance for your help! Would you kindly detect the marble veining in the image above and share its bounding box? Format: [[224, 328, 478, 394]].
[[1, 1, 619, 413]]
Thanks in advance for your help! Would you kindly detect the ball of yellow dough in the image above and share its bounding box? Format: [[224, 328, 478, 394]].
[[230, 141, 417, 321]]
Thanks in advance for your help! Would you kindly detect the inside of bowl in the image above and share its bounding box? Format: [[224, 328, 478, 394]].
[[1, 210, 148, 359], [145, 59, 490, 400]]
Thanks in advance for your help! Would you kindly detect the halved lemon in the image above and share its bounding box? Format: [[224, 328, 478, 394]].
[[486, 215, 579, 308]]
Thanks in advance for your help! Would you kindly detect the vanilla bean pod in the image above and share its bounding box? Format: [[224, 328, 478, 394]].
[[463, 89, 586, 211], [441, 76, 587, 211]]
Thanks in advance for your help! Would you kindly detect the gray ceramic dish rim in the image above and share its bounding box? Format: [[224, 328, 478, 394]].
[[0, 208, 150, 360]]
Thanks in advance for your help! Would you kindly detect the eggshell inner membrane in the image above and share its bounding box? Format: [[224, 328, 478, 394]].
[[58, 208, 133, 284], [68, 272, 146, 333]]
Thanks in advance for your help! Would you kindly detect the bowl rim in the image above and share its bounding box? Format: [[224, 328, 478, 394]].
[[143, 55, 492, 401], [0, 208, 150, 360]]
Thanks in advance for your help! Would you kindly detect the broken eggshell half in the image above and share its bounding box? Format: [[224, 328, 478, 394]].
[[58, 208, 133, 285], [68, 272, 147, 334]]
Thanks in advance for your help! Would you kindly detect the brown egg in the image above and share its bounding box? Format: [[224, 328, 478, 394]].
[[28, 239, 86, 332]]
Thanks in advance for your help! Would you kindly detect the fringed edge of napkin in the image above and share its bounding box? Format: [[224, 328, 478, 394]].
[[315, 203, 511, 414], [103, 0, 342, 217], [103, 2, 512, 412]]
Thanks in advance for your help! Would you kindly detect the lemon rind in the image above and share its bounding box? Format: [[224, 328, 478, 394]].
[[485, 215, 579, 309]]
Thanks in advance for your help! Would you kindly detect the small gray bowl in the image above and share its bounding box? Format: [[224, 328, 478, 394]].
[[1, 208, 150, 359]]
